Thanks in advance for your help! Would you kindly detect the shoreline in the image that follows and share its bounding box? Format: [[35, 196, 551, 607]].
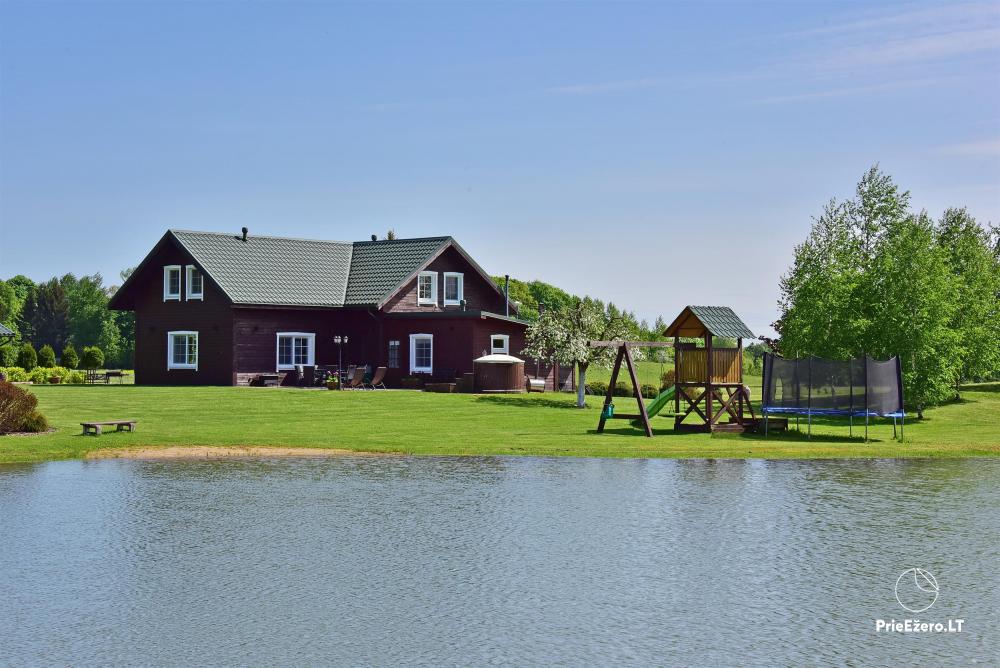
[[86, 445, 383, 460]]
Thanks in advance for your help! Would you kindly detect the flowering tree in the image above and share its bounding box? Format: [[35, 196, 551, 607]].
[[522, 297, 631, 408]]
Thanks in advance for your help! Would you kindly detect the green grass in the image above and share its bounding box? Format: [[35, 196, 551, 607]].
[[2, 383, 999, 464]]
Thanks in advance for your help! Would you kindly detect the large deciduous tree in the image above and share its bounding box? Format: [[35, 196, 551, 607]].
[[935, 208, 1000, 396], [522, 297, 631, 408], [20, 278, 70, 351]]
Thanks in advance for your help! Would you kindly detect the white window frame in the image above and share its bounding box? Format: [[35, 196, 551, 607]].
[[167, 331, 198, 370], [163, 265, 181, 301], [185, 265, 204, 300], [409, 333, 433, 373], [276, 332, 316, 371], [490, 334, 510, 355], [417, 271, 438, 306], [443, 272, 464, 306]]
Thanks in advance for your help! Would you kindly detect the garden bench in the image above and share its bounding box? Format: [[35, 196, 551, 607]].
[[81, 420, 137, 436]]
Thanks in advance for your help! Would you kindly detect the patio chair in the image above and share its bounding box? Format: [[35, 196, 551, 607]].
[[345, 366, 366, 390], [364, 366, 387, 390]]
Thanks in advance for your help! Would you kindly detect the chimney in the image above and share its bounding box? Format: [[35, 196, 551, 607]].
[[371, 234, 378, 241], [241, 227, 248, 242], [504, 274, 510, 318]]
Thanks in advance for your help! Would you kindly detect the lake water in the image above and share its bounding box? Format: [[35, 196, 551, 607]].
[[1, 456, 997, 666]]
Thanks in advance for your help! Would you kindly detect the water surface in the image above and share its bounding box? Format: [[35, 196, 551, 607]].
[[1, 456, 997, 666]]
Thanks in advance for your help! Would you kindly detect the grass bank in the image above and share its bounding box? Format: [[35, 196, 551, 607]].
[[2, 383, 998, 464]]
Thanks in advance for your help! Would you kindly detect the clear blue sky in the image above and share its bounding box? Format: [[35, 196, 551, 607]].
[[1, 1, 997, 335]]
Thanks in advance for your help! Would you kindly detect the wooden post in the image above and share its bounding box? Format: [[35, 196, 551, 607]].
[[673, 335, 680, 420], [705, 329, 714, 429], [737, 337, 743, 425], [623, 344, 653, 437], [596, 345, 626, 433]]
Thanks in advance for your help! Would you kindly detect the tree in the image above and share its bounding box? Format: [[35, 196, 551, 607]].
[[80, 346, 105, 371], [17, 343, 37, 371], [936, 208, 1000, 395], [61, 344, 79, 370], [0, 280, 20, 338], [386, 229, 397, 240], [20, 278, 70, 351], [522, 297, 631, 407], [63, 273, 110, 348], [865, 213, 959, 417], [37, 344, 56, 368]]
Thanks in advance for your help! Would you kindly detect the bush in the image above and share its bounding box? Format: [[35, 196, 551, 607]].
[[640, 383, 661, 399], [61, 345, 79, 369], [586, 380, 608, 396], [613, 381, 633, 397], [17, 344, 37, 371], [0, 381, 39, 434], [0, 367, 28, 382], [0, 345, 16, 367], [38, 345, 56, 368], [80, 346, 105, 370], [661, 369, 675, 387], [66, 371, 85, 384], [19, 409, 48, 433]]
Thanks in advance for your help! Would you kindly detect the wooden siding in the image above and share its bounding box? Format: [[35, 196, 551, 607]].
[[131, 239, 235, 385], [677, 348, 742, 384], [382, 246, 510, 315]]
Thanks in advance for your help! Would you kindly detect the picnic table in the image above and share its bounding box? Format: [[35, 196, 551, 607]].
[[85, 370, 132, 385], [81, 419, 137, 436]]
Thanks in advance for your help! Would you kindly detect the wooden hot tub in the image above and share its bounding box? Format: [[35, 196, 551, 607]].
[[473, 354, 526, 393]]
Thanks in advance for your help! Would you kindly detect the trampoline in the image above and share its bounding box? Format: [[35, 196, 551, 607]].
[[762, 353, 905, 440]]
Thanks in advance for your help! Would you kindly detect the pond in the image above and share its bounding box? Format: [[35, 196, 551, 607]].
[[1, 456, 997, 666]]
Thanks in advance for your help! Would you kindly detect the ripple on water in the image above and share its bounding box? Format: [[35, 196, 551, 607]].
[[0, 456, 997, 666]]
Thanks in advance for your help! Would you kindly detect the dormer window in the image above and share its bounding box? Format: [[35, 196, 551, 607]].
[[443, 272, 463, 306], [163, 265, 181, 301], [417, 271, 438, 305], [186, 265, 203, 300]]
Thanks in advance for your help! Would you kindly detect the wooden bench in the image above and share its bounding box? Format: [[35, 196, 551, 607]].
[[81, 420, 137, 436]]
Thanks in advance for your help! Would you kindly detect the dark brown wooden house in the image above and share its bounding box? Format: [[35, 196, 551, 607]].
[[109, 229, 569, 388]]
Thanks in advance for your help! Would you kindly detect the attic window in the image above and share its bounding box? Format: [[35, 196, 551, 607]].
[[417, 271, 437, 306], [186, 265, 203, 300], [163, 266, 181, 301], [443, 272, 463, 305]]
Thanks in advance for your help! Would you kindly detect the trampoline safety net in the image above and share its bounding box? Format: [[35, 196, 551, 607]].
[[762, 353, 904, 417]]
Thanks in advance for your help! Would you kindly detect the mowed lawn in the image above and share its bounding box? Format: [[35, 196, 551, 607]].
[[2, 382, 999, 464]]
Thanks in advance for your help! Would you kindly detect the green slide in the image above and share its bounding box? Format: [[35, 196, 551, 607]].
[[645, 385, 676, 418], [630, 386, 676, 427]]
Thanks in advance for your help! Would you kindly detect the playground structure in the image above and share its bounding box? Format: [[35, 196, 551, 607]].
[[665, 306, 757, 433], [761, 353, 905, 440], [594, 305, 757, 437]]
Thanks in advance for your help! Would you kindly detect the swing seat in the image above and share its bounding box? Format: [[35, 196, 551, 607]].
[[600, 403, 615, 420]]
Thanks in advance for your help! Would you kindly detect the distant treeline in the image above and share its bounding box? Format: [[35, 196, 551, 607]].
[[0, 269, 135, 368]]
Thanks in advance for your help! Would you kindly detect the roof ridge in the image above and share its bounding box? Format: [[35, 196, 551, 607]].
[[170, 229, 451, 246], [352, 235, 452, 246]]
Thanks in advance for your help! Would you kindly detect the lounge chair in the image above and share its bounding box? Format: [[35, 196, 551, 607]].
[[345, 367, 366, 390], [365, 366, 387, 390]]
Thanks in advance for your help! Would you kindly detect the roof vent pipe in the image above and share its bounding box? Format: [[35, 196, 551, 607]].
[[504, 274, 510, 318], [371, 234, 378, 241], [241, 227, 248, 242]]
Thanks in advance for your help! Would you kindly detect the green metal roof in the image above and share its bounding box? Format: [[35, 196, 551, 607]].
[[166, 230, 457, 307], [664, 305, 755, 339], [344, 237, 450, 305]]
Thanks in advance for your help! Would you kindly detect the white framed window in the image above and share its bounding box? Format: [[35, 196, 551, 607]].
[[490, 334, 509, 355], [276, 332, 315, 370], [186, 265, 204, 300], [167, 331, 198, 369], [388, 340, 400, 369], [163, 265, 181, 301], [417, 271, 438, 306], [409, 334, 433, 373], [443, 272, 464, 305]]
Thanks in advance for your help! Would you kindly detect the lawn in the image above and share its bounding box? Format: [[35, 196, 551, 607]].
[[2, 383, 999, 464]]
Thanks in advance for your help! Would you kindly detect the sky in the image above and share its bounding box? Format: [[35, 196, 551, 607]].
[[1, 1, 997, 336]]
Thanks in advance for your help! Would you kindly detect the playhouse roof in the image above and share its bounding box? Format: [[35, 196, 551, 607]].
[[663, 305, 754, 339]]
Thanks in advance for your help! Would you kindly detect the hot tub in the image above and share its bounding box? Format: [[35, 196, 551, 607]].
[[473, 354, 526, 393]]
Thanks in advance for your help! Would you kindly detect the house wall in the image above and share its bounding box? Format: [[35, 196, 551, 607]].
[[231, 307, 377, 385], [382, 246, 510, 315], [130, 240, 234, 385]]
